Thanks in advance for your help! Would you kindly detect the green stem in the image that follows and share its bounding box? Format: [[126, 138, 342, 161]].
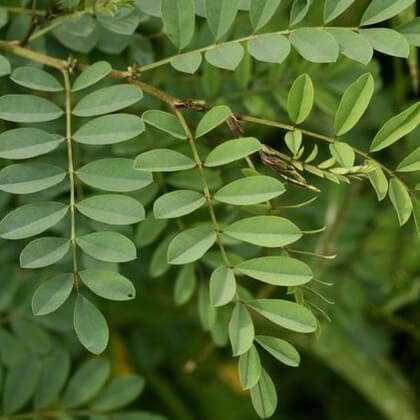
[[172, 107, 232, 268], [28, 19, 63, 42], [62, 69, 79, 291]]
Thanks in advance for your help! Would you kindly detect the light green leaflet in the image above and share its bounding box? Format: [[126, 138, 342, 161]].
[[91, 375, 145, 411], [229, 303, 254, 356], [134, 149, 195, 172], [196, 105, 232, 138], [289, 0, 314, 26], [334, 73, 374, 136], [247, 34, 291, 63], [170, 52, 202, 74], [72, 61, 111, 92], [33, 349, 70, 409], [0, 162, 66, 194], [73, 295, 109, 355], [0, 202, 68, 240], [204, 137, 261, 167], [167, 225, 216, 264], [32, 273, 74, 316], [76, 194, 144, 225], [285, 130, 302, 155], [397, 146, 420, 172], [287, 73, 314, 124], [367, 160, 388, 201], [214, 175, 285, 205], [324, 0, 355, 23], [76, 158, 153, 192], [96, 7, 143, 35], [256, 335, 300, 367], [224, 216, 302, 247], [10, 67, 63, 92], [235, 256, 312, 286], [20, 237, 70, 269], [370, 103, 420, 152], [198, 282, 217, 330], [161, 0, 195, 49], [327, 28, 373, 65], [142, 109, 187, 139], [388, 178, 412, 226], [153, 190, 206, 219], [72, 84, 143, 117], [79, 270, 135, 301], [73, 114, 145, 145], [247, 299, 317, 332], [0, 129, 63, 160], [290, 28, 339, 63], [3, 354, 41, 414], [329, 142, 355, 168], [76, 232, 137, 263], [0, 94, 63, 122], [399, 19, 420, 47], [209, 266, 236, 307], [250, 368, 278, 419], [205, 42, 244, 71], [206, 0, 241, 39], [249, 0, 282, 31], [238, 345, 261, 390], [0, 54, 10, 77], [63, 358, 110, 408], [360, 29, 409, 58], [361, 0, 415, 26], [174, 264, 196, 305]]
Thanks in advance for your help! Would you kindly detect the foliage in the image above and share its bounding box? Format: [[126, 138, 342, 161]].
[[0, 0, 420, 419]]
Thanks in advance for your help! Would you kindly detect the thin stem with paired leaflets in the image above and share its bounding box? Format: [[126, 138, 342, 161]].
[[62, 68, 79, 291], [172, 106, 233, 269]]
